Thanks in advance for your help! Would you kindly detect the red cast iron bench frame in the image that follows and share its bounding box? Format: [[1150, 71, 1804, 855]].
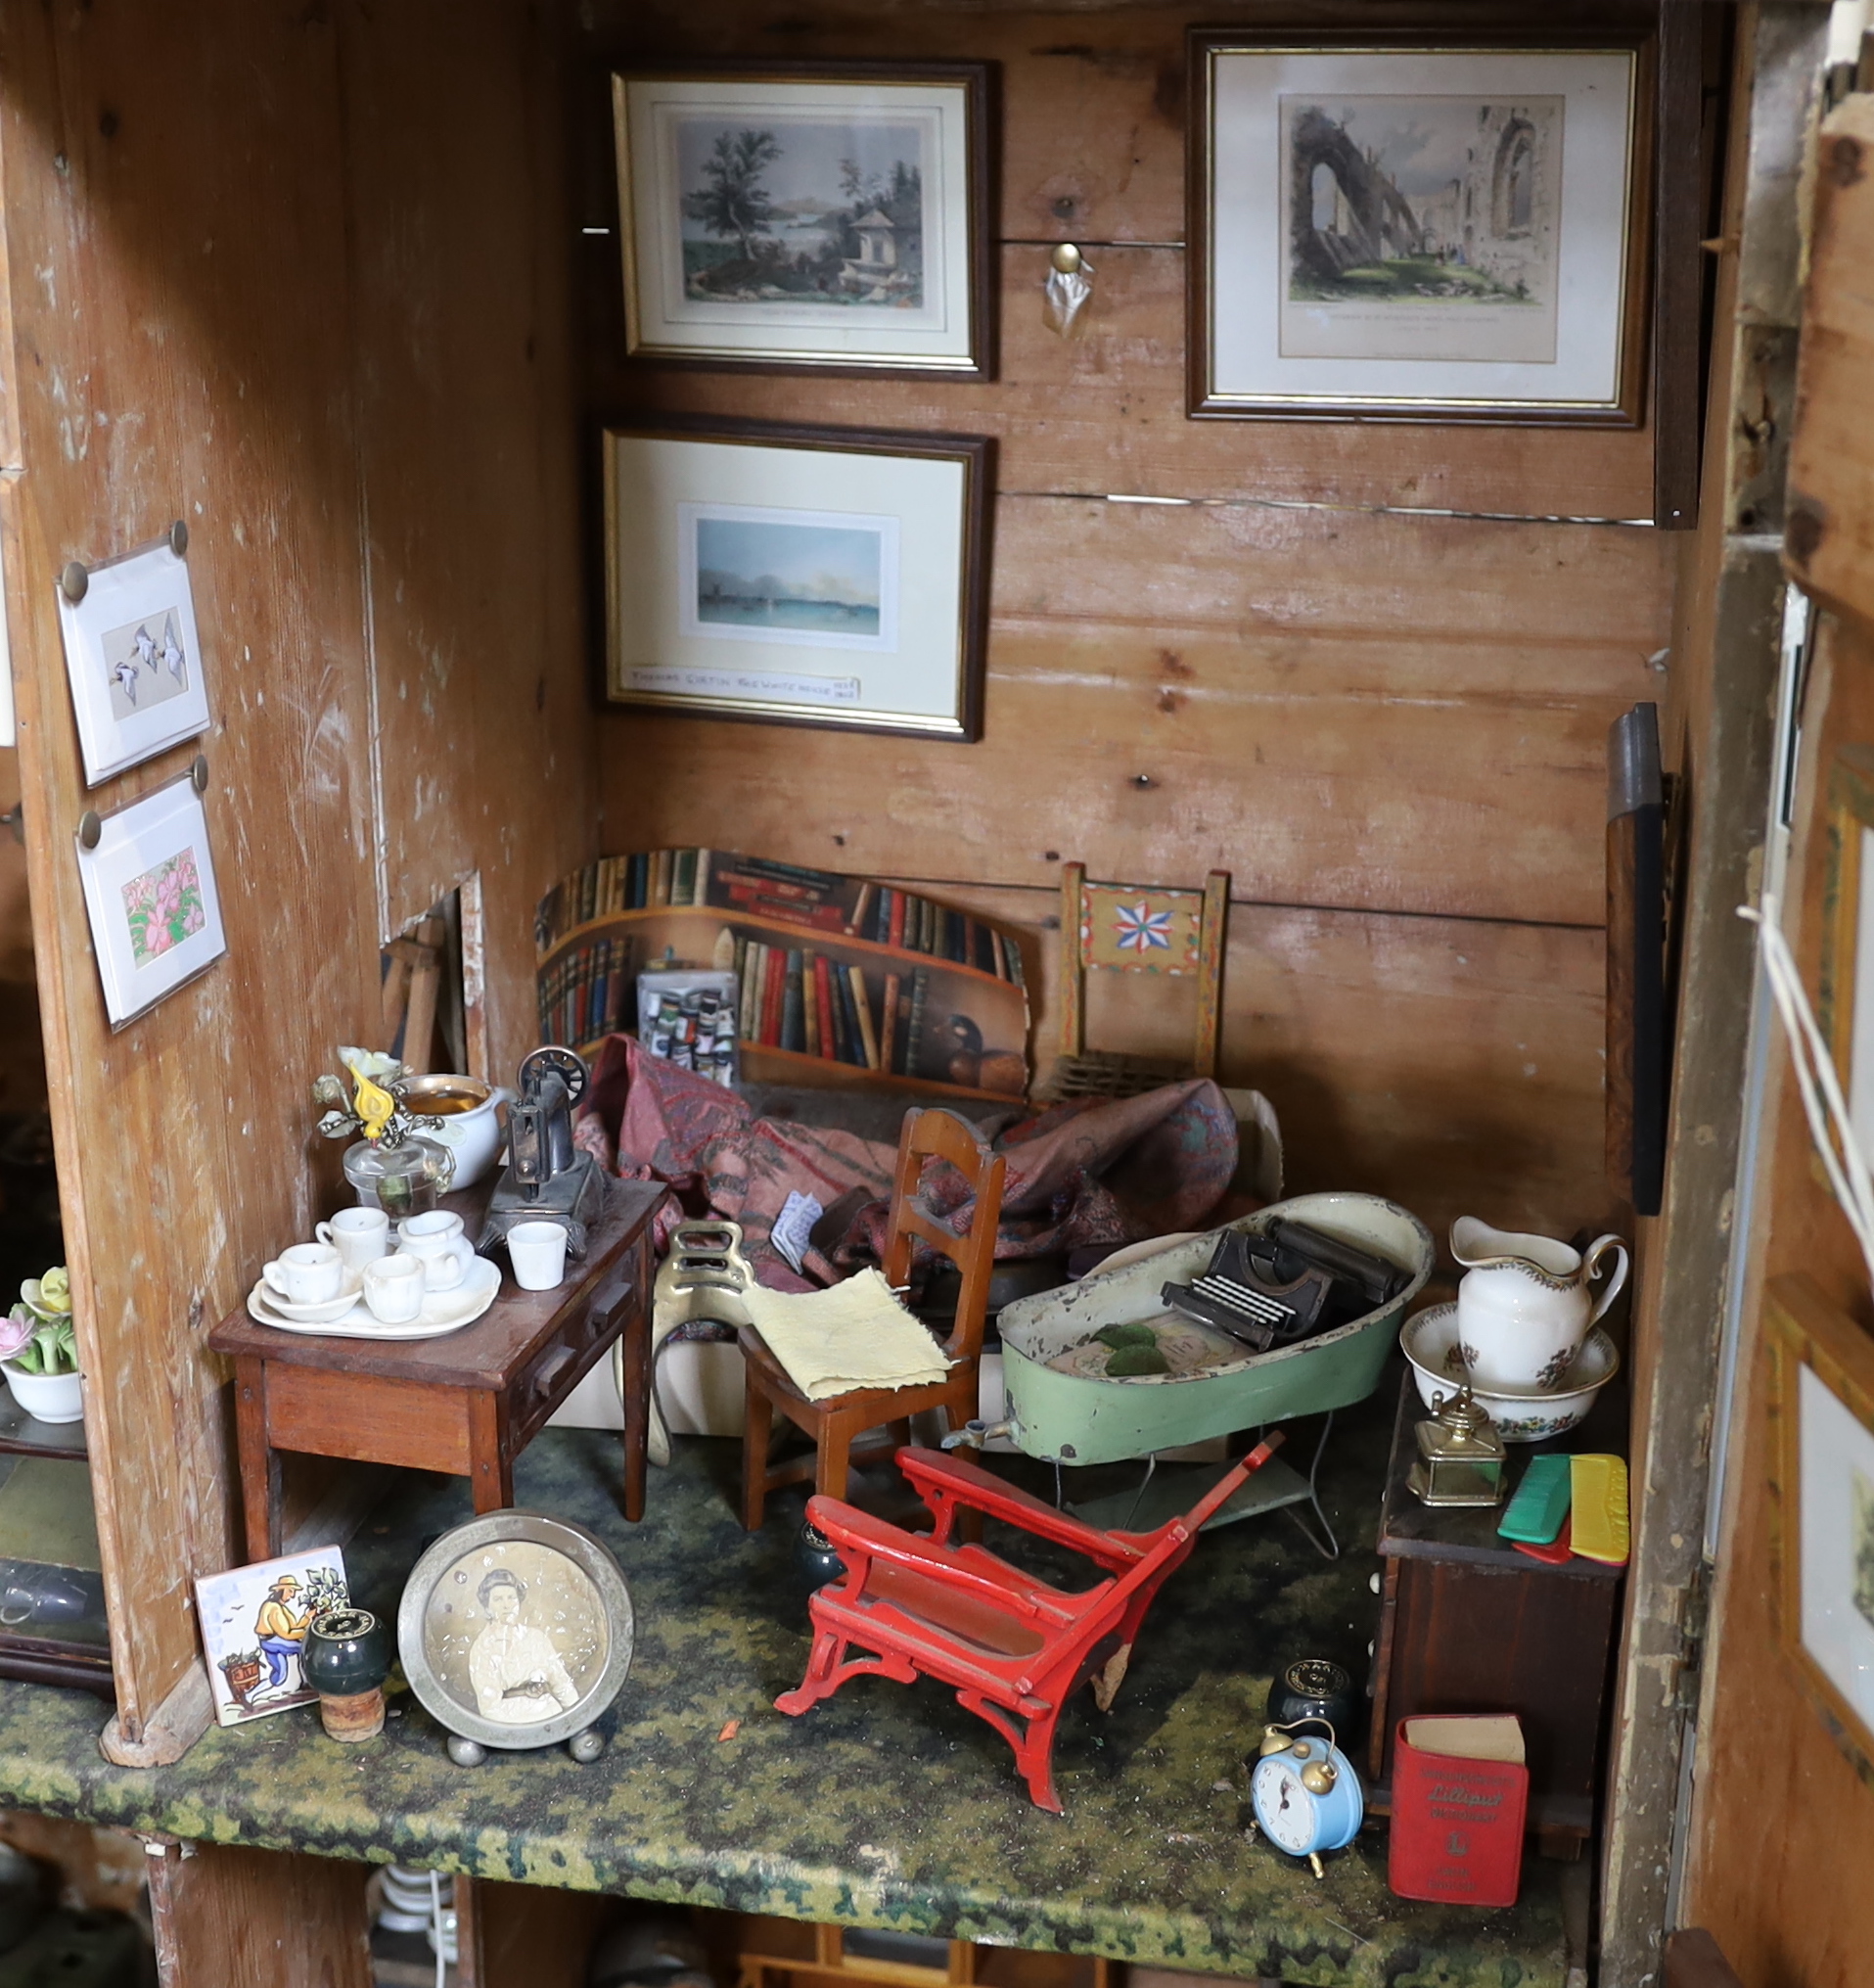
[[775, 1434, 1284, 1812]]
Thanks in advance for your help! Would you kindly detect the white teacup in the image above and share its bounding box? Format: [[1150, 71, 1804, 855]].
[[316, 1206, 390, 1273], [507, 1220, 569, 1293], [396, 1210, 475, 1291], [362, 1253, 427, 1325], [264, 1242, 343, 1307]]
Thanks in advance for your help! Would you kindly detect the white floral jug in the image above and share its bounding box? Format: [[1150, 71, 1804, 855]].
[[1449, 1218, 1629, 1395]]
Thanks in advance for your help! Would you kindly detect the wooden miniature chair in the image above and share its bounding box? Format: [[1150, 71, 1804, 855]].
[[1047, 863, 1230, 1100], [775, 1435, 1284, 1812], [739, 1108, 1006, 1530]]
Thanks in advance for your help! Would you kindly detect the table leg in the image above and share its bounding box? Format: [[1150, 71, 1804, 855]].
[[621, 1285, 650, 1526], [234, 1358, 282, 1561], [468, 1392, 514, 1513]]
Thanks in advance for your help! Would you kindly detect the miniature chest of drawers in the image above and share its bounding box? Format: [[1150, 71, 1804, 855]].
[[1367, 1372, 1626, 1852]]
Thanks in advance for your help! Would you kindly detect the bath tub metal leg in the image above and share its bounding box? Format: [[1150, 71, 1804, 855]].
[[1278, 1412, 1340, 1560]]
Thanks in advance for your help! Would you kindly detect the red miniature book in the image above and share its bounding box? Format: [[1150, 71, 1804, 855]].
[[1388, 1715, 1530, 1908]]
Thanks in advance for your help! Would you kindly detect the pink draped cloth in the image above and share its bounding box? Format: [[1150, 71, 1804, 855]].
[[573, 1035, 1238, 1290]]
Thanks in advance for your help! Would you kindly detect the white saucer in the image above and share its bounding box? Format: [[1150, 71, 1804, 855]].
[[246, 1256, 501, 1340], [252, 1269, 364, 1323]]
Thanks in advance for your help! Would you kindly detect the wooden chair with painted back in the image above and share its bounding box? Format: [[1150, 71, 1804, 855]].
[[1047, 863, 1230, 1100], [739, 1106, 1006, 1530]]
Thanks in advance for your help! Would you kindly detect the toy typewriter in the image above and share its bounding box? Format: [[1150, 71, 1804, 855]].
[[1160, 1219, 1408, 1354]]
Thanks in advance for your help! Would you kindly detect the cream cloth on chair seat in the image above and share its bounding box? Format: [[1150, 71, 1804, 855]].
[[744, 1270, 953, 1402]]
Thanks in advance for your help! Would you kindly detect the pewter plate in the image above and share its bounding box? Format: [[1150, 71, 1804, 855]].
[[396, 1510, 634, 1753]]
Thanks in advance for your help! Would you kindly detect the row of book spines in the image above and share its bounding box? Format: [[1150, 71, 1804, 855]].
[[537, 937, 632, 1050], [537, 849, 715, 945], [733, 939, 932, 1077], [537, 853, 1026, 990], [848, 882, 1026, 987]]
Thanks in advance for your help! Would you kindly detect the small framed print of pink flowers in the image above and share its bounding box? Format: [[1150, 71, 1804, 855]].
[[120, 848, 206, 966], [76, 772, 226, 1027]]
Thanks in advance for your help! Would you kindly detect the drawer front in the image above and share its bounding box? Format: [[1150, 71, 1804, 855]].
[[264, 1364, 473, 1476], [510, 1234, 646, 1447]]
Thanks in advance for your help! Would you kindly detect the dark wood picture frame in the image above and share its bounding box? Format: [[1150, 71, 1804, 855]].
[[601, 414, 993, 743], [1185, 23, 1660, 429], [1763, 1274, 1874, 1780], [611, 61, 997, 383], [1607, 701, 1667, 1215]]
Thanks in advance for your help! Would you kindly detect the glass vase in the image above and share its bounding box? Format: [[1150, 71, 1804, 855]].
[[343, 1136, 455, 1221]]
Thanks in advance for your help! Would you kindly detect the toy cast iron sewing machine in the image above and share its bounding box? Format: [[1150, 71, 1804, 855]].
[[477, 1046, 608, 1259]]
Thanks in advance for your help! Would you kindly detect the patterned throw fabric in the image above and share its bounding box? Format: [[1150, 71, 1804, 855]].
[[572, 1035, 1240, 1292]]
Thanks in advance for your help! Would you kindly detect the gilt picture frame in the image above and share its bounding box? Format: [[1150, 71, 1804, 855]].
[[1818, 745, 1874, 1163], [603, 417, 991, 740], [74, 771, 227, 1030], [1765, 1275, 1874, 1778], [613, 63, 994, 379], [1187, 29, 1656, 425]]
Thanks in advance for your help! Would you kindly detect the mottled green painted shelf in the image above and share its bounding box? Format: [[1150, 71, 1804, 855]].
[[0, 1380, 1576, 1988]]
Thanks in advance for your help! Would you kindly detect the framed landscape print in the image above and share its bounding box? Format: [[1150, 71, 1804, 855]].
[[75, 771, 226, 1028], [1766, 1275, 1874, 1775], [56, 531, 210, 787], [603, 418, 990, 740], [612, 63, 993, 378], [1188, 31, 1654, 424]]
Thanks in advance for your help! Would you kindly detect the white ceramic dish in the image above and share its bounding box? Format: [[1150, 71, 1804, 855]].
[[254, 1268, 365, 1323], [246, 1255, 501, 1341], [1401, 1303, 1621, 1444]]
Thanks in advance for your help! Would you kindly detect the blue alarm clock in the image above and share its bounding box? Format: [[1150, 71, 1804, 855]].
[[1247, 1719, 1364, 1877]]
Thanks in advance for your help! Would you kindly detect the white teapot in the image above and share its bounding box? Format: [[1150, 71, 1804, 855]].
[[1449, 1218, 1629, 1394]]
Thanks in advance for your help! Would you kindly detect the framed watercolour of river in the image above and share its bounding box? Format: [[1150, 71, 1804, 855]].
[[613, 64, 993, 378], [603, 419, 990, 740], [1188, 31, 1655, 425]]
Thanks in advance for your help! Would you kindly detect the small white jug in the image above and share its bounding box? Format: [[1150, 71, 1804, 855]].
[[1450, 1218, 1629, 1394]]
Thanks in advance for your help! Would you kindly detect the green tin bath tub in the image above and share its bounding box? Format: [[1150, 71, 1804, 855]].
[[994, 1192, 1434, 1466]]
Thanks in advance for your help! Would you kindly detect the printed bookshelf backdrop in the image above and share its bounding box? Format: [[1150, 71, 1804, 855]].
[[536, 850, 1030, 1100]]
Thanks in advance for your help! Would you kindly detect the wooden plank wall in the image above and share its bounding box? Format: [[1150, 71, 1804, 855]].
[[1682, 91, 1874, 1988], [578, 0, 1677, 1242], [0, 0, 592, 1731]]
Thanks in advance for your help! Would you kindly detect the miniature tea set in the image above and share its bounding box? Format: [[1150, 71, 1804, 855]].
[[247, 1208, 501, 1341], [1400, 1219, 1628, 1444]]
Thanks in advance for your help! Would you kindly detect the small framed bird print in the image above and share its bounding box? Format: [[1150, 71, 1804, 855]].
[[56, 527, 210, 787]]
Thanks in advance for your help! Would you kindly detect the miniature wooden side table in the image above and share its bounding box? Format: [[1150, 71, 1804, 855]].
[[211, 1179, 665, 1559], [1367, 1371, 1626, 1855]]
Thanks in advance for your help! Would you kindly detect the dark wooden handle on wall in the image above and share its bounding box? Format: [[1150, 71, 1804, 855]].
[[1608, 703, 1667, 1215]]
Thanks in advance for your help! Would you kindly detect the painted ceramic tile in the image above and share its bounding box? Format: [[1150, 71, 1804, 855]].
[[195, 1547, 348, 1728]]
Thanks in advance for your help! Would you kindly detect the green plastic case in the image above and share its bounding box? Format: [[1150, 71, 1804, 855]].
[[1496, 1453, 1573, 1544]]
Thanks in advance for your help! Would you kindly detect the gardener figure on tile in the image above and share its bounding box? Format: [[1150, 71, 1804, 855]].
[[253, 1573, 311, 1693]]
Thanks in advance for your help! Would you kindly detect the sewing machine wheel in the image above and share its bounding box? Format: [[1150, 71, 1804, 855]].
[[519, 1044, 590, 1104]]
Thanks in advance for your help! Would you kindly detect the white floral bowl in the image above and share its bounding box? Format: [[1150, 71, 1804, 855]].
[[1401, 1303, 1620, 1444]]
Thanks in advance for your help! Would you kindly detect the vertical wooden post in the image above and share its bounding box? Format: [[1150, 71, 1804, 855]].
[[1058, 863, 1087, 1059], [1194, 869, 1230, 1081], [145, 1840, 371, 1988]]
